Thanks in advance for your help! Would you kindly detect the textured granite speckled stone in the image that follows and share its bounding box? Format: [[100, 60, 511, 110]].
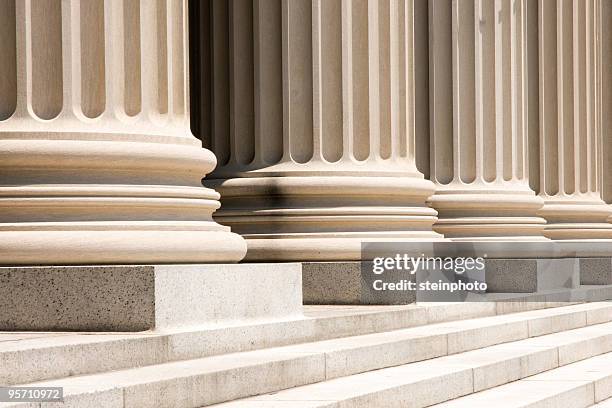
[[302, 262, 416, 305], [483, 259, 538, 293], [0, 264, 302, 331], [0, 266, 155, 331], [485, 258, 580, 293], [580, 258, 612, 285]]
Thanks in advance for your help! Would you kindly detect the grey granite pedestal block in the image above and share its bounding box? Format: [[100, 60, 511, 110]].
[[303, 257, 610, 304], [302, 261, 487, 304], [302, 262, 416, 305], [484, 259, 537, 293], [580, 258, 612, 285], [485, 258, 580, 293], [0, 264, 302, 331]]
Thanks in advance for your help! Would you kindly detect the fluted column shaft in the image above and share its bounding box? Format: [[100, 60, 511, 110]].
[[427, 0, 546, 240], [600, 0, 612, 212], [536, 0, 612, 239], [0, 0, 246, 264], [192, 0, 441, 261]]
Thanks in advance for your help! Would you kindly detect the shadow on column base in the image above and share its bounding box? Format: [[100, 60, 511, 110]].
[[207, 175, 443, 261]]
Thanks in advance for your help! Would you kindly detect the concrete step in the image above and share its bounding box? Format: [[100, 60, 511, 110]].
[[4, 304, 612, 408], [212, 326, 612, 408], [593, 398, 612, 407], [1, 285, 610, 387], [431, 351, 612, 407]]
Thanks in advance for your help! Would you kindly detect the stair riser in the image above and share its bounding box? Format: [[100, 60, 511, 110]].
[[593, 397, 612, 407], [4, 286, 612, 388], [435, 371, 612, 408], [52, 331, 612, 408], [321, 307, 611, 380], [4, 304, 611, 389], [318, 342, 612, 408]]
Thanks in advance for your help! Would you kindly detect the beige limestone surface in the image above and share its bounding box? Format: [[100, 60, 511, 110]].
[[196, 0, 442, 261], [0, 0, 246, 264]]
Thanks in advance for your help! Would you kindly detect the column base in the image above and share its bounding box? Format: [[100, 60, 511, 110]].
[[207, 175, 444, 261], [0, 264, 302, 331], [539, 197, 612, 239], [0, 135, 247, 264], [429, 190, 548, 240]]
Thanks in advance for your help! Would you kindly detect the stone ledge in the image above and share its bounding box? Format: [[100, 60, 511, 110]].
[[0, 264, 302, 331], [303, 258, 611, 304]]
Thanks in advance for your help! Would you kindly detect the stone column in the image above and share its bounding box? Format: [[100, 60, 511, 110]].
[[194, 0, 442, 261], [536, 0, 612, 239], [600, 0, 612, 210], [427, 0, 546, 240], [0, 0, 246, 264]]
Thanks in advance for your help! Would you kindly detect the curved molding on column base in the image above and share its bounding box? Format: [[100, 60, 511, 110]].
[[1, 135, 248, 264], [429, 190, 547, 240], [433, 221, 549, 241], [0, 136, 216, 185], [0, 226, 247, 265], [543, 224, 612, 240], [206, 175, 444, 261], [539, 197, 612, 240], [538, 198, 612, 222], [242, 234, 446, 262]]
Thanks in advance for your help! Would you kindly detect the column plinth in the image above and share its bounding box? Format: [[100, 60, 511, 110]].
[[427, 0, 547, 241], [0, 0, 246, 264], [195, 0, 442, 261]]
